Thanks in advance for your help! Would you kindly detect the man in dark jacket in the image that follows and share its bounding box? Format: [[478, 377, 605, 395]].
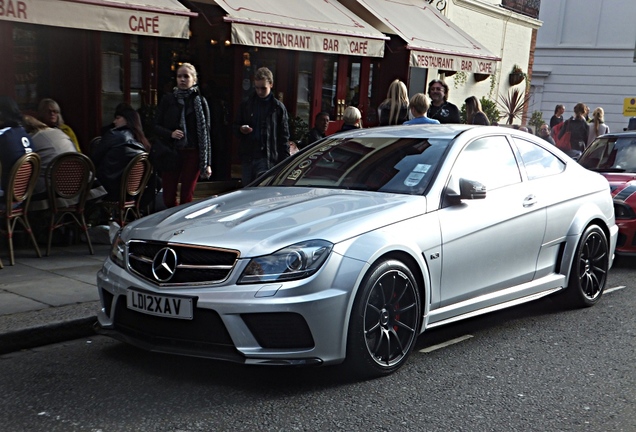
[[234, 67, 290, 186]]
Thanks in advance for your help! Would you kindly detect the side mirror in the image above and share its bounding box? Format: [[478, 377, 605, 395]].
[[444, 178, 486, 206], [459, 178, 486, 200]]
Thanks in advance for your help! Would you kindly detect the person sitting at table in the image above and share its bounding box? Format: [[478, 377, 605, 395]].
[[91, 107, 149, 201], [37, 98, 81, 152], [0, 96, 34, 199], [23, 115, 77, 197], [23, 115, 107, 215]]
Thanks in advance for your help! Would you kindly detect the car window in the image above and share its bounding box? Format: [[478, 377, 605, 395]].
[[512, 137, 565, 180], [261, 137, 451, 195], [579, 136, 636, 172], [448, 135, 521, 192]]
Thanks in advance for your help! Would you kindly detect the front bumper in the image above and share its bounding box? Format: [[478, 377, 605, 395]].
[[96, 252, 367, 366]]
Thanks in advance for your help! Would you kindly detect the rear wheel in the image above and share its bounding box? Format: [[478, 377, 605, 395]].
[[345, 259, 421, 378], [564, 224, 609, 308]]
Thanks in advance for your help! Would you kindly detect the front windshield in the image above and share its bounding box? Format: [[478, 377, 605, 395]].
[[257, 137, 451, 195], [579, 136, 636, 172]]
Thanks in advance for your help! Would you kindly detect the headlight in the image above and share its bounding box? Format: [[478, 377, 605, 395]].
[[614, 202, 636, 219], [109, 231, 126, 268], [238, 240, 333, 284]]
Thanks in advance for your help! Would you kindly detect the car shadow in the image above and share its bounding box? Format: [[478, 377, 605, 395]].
[[99, 294, 573, 388]]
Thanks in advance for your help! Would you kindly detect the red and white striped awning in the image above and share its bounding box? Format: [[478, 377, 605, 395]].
[[0, 0, 196, 39]]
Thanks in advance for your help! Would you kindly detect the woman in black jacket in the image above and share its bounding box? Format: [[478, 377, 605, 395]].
[[92, 108, 149, 201], [558, 103, 589, 152], [154, 63, 212, 208]]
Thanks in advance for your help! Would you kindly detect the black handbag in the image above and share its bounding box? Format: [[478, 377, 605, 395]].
[[149, 138, 181, 172]]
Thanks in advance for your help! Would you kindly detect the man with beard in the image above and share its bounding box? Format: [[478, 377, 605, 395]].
[[426, 79, 460, 124]]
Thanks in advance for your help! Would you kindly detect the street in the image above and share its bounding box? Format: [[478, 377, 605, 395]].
[[1, 258, 636, 432]]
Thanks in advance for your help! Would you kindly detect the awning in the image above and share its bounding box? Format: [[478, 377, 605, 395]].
[[0, 0, 196, 39], [346, 0, 501, 73], [213, 0, 387, 57]]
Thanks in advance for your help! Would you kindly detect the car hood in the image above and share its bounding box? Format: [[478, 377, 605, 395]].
[[124, 187, 426, 257], [599, 173, 636, 197]]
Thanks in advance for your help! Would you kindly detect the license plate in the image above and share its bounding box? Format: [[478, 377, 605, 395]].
[[126, 289, 193, 320]]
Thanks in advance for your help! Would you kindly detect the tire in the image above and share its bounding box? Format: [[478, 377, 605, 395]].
[[345, 259, 421, 378], [563, 224, 609, 308]]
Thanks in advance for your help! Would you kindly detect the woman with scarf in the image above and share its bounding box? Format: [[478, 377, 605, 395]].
[[154, 63, 212, 208]]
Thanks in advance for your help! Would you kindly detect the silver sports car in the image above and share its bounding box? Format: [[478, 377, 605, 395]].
[[96, 125, 617, 378]]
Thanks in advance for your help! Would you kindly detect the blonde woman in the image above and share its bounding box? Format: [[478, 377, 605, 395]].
[[154, 62, 212, 207], [588, 107, 610, 146], [37, 98, 81, 152], [378, 79, 409, 126]]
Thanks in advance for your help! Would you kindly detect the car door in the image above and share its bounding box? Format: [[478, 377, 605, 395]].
[[437, 135, 547, 309]]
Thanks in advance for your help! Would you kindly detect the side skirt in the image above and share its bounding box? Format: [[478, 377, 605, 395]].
[[426, 280, 564, 329]]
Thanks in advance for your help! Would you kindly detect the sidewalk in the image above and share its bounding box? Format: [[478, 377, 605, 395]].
[[0, 242, 110, 354]]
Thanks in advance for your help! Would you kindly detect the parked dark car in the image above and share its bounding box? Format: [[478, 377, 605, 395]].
[[579, 131, 636, 255]]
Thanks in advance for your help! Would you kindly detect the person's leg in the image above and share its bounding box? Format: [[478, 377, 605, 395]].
[[241, 158, 253, 187], [161, 169, 179, 208], [252, 158, 269, 180], [178, 149, 201, 205]]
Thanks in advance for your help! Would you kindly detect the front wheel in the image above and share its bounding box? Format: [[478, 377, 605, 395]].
[[564, 224, 609, 308], [345, 259, 421, 378]]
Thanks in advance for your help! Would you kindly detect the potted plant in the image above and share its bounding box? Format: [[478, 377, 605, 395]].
[[498, 88, 531, 125], [508, 64, 526, 86]]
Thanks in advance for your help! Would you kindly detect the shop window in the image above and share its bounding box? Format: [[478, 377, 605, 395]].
[[296, 52, 313, 127], [101, 33, 142, 125], [321, 55, 338, 118], [13, 25, 42, 112]]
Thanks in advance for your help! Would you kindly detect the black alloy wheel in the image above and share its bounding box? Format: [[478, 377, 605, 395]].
[[346, 259, 421, 378], [566, 224, 609, 308]]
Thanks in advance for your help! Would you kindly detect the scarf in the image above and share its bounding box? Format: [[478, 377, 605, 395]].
[[173, 86, 211, 172]]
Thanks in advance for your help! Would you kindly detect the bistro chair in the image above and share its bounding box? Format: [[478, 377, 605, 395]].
[[87, 136, 101, 158], [102, 152, 152, 227], [0, 152, 42, 265], [45, 152, 96, 256]]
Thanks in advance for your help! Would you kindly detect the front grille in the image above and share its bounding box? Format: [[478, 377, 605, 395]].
[[241, 313, 315, 349], [114, 296, 234, 347], [127, 240, 239, 286]]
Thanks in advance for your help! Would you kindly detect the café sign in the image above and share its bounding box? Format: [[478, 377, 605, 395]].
[[410, 50, 497, 74], [231, 23, 385, 58], [0, 0, 193, 39]]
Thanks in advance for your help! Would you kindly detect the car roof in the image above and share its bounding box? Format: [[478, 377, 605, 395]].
[[596, 131, 636, 139], [328, 124, 551, 143], [328, 124, 475, 140]]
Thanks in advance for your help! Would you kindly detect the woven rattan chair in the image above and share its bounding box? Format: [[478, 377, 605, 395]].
[[102, 152, 152, 227], [0, 152, 42, 265], [45, 152, 96, 256]]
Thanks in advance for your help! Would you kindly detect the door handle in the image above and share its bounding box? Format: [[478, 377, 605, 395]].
[[523, 194, 537, 207]]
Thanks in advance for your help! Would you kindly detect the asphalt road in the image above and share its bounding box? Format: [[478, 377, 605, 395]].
[[1, 258, 635, 432]]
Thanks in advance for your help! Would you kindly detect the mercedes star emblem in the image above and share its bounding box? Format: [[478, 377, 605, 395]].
[[152, 247, 178, 282]]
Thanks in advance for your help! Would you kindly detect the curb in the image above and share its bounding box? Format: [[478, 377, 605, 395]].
[[0, 316, 97, 355]]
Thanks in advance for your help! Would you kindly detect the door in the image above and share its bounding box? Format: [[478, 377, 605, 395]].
[[438, 135, 546, 307]]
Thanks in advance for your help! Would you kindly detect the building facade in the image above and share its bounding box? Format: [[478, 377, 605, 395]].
[[1, 0, 542, 182], [532, 0, 636, 133]]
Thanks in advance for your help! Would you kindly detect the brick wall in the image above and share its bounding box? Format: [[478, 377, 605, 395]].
[[501, 0, 540, 19]]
